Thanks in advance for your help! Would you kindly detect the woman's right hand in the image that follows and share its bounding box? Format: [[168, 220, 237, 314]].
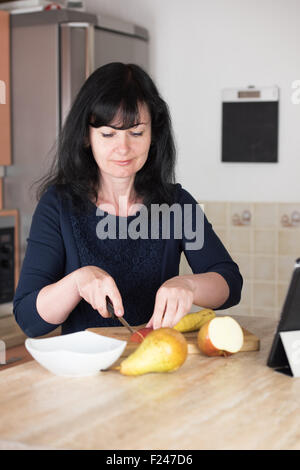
[[73, 266, 124, 318]]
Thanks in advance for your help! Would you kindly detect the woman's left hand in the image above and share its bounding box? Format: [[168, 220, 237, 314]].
[[146, 276, 195, 329]]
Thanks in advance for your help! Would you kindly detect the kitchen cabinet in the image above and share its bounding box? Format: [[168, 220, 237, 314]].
[[0, 315, 299, 450], [0, 10, 11, 166]]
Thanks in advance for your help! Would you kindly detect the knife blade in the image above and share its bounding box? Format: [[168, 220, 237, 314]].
[[106, 297, 136, 335]]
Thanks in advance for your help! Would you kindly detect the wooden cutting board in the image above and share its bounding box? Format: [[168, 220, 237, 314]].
[[87, 324, 260, 357]]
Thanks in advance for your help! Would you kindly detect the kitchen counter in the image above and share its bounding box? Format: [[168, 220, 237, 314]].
[[0, 315, 299, 451]]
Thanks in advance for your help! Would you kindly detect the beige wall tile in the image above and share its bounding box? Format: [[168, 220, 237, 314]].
[[213, 226, 228, 246], [253, 256, 276, 281], [239, 280, 252, 307], [198, 201, 300, 318], [232, 253, 252, 280], [254, 230, 277, 254], [278, 255, 296, 283], [253, 282, 276, 309], [277, 282, 289, 310], [202, 202, 228, 226], [252, 307, 280, 319], [253, 203, 277, 228], [278, 230, 300, 255], [227, 227, 251, 253], [179, 252, 193, 275]]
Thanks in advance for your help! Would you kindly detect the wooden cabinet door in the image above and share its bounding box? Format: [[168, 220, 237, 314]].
[[0, 10, 11, 166]]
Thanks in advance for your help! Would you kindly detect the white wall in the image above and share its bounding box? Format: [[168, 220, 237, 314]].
[[85, 0, 300, 202]]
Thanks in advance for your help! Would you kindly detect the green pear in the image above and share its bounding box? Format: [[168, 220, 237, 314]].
[[119, 327, 188, 376]]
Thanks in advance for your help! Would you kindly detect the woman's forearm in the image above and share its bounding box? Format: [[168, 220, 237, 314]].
[[36, 270, 81, 325], [180, 272, 230, 309]]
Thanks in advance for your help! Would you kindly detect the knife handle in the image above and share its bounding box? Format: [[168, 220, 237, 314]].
[[106, 297, 116, 318], [106, 296, 136, 335]]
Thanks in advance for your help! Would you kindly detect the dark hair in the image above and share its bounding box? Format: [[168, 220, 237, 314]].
[[35, 62, 177, 210]]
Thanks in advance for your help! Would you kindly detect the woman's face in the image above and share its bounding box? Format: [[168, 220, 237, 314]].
[[89, 102, 152, 180]]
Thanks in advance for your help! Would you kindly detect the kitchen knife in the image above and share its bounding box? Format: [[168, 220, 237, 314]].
[[106, 297, 142, 338]]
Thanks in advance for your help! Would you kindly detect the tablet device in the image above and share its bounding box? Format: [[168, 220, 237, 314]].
[[267, 258, 300, 375]]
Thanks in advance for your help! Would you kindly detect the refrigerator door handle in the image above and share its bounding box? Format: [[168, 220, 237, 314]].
[[60, 22, 95, 128], [85, 24, 95, 78], [65, 22, 95, 77]]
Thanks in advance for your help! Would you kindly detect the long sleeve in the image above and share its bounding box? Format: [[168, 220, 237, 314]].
[[13, 187, 66, 337], [179, 187, 243, 310]]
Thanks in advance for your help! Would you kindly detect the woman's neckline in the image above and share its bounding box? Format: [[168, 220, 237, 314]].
[[88, 198, 141, 218]]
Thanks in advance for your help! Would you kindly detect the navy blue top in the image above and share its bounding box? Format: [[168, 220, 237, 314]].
[[13, 184, 243, 337]]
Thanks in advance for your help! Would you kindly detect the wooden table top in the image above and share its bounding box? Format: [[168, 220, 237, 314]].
[[0, 315, 299, 450]]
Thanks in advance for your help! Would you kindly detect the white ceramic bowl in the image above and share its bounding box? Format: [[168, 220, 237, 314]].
[[25, 331, 127, 377]]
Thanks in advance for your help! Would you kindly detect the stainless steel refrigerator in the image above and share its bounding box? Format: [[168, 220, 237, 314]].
[[3, 8, 149, 264]]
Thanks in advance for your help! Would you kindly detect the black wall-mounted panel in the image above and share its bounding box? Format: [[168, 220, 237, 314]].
[[222, 101, 278, 163]]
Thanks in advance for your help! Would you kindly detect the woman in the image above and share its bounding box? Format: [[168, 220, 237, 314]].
[[13, 62, 243, 337]]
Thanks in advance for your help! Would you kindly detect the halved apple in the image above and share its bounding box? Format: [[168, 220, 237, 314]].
[[130, 327, 153, 343], [197, 316, 244, 357]]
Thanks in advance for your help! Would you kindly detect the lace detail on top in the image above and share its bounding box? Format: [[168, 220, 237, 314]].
[[69, 203, 166, 327]]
